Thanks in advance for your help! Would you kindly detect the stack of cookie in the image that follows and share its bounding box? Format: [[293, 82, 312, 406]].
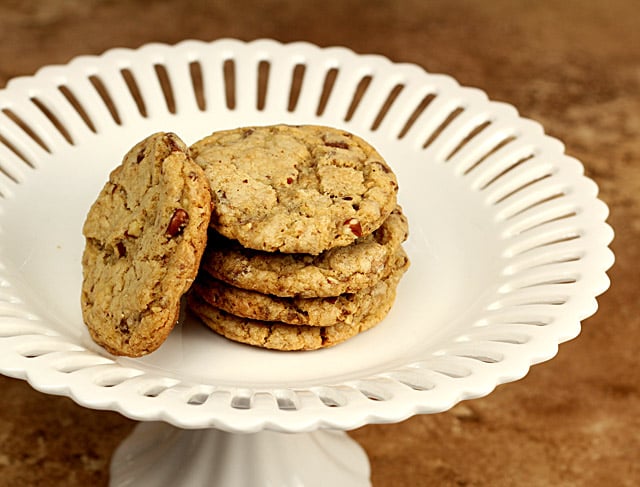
[[187, 125, 409, 351], [80, 125, 409, 356]]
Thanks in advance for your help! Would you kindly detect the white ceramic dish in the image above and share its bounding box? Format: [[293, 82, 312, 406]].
[[0, 39, 613, 486]]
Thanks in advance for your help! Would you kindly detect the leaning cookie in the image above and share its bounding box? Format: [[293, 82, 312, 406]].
[[190, 124, 398, 255], [193, 248, 409, 326], [187, 281, 399, 351], [81, 132, 212, 357], [201, 206, 408, 298]]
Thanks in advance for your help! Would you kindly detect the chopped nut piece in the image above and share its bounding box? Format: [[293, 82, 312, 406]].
[[166, 209, 189, 237], [115, 242, 126, 257], [344, 218, 363, 237], [324, 141, 349, 149]]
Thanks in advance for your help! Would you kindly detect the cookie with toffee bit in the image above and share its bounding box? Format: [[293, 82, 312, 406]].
[[193, 248, 409, 326], [201, 206, 408, 298], [190, 124, 398, 255], [81, 132, 212, 357]]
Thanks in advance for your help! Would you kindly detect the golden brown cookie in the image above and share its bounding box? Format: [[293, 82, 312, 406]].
[[190, 124, 398, 254], [188, 289, 395, 351], [81, 132, 212, 357], [187, 266, 403, 351], [200, 206, 409, 298], [192, 248, 409, 326]]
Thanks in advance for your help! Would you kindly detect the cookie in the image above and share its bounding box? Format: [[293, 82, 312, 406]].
[[187, 269, 402, 351], [200, 206, 408, 298], [190, 124, 398, 254], [81, 132, 212, 357], [192, 248, 409, 326]]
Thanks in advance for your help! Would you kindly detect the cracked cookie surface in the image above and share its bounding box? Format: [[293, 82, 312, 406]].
[[187, 256, 404, 351], [193, 248, 409, 326], [190, 124, 398, 255], [81, 132, 212, 357], [201, 206, 408, 298]]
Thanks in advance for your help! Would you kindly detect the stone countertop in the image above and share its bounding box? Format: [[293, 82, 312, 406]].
[[0, 1, 638, 485]]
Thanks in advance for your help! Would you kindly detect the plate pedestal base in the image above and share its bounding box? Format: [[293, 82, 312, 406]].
[[110, 422, 371, 487]]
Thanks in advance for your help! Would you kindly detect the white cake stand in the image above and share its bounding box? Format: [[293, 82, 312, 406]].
[[0, 40, 613, 486]]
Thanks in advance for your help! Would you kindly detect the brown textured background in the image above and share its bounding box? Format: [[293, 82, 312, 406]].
[[0, 1, 638, 485]]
